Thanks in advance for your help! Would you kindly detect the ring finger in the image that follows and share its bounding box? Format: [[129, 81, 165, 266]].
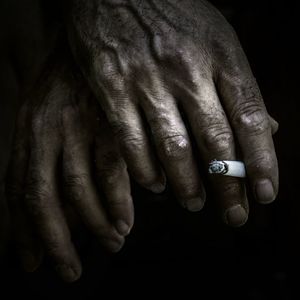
[[179, 77, 248, 226]]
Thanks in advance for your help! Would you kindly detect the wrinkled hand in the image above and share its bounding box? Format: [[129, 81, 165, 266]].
[[66, 0, 279, 226], [5, 55, 134, 282]]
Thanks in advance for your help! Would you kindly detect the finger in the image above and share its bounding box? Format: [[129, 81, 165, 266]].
[[62, 105, 125, 252], [217, 50, 279, 204], [108, 101, 166, 194], [95, 113, 134, 236], [179, 78, 249, 226], [26, 114, 81, 282], [5, 105, 43, 272], [140, 86, 206, 212], [93, 66, 166, 193]]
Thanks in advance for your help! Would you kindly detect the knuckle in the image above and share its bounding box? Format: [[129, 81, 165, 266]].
[[228, 79, 270, 134], [25, 184, 50, 217], [64, 174, 85, 188], [232, 104, 269, 135], [122, 135, 145, 155], [107, 196, 130, 207], [64, 174, 87, 201], [97, 155, 126, 185], [201, 123, 233, 155], [100, 171, 121, 185], [160, 134, 190, 160], [194, 109, 233, 155], [113, 127, 146, 156]]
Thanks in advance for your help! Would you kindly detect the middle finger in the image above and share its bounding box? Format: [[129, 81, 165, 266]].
[[62, 105, 125, 252], [139, 82, 206, 211]]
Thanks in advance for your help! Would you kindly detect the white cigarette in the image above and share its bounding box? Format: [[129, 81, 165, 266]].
[[208, 160, 246, 178]]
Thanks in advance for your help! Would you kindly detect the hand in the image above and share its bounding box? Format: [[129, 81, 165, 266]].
[[66, 0, 279, 226], [5, 53, 134, 282]]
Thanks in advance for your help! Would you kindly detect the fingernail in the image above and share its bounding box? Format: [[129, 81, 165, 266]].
[[185, 197, 205, 212], [149, 182, 166, 194], [225, 204, 248, 227], [255, 179, 275, 204], [115, 220, 130, 236], [55, 264, 80, 282], [104, 238, 125, 253], [22, 252, 39, 273]]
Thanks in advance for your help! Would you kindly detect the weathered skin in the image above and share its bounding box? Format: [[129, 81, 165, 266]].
[[65, 0, 279, 224], [5, 50, 134, 282], [4, 0, 280, 283]]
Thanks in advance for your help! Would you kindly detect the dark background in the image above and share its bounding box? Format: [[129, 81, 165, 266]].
[[0, 0, 298, 298]]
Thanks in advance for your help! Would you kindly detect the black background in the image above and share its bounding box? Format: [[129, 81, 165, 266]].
[[0, 0, 299, 298]]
